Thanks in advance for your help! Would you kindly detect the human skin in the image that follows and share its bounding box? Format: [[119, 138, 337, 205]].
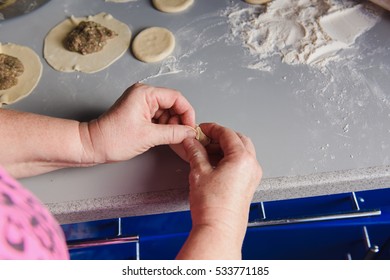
[[176, 123, 262, 259], [0, 83, 196, 178], [369, 0, 390, 11], [0, 83, 263, 260]]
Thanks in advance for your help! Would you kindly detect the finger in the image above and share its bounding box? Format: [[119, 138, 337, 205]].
[[154, 109, 182, 125], [167, 115, 181, 125], [199, 123, 246, 157], [182, 138, 212, 173], [237, 133, 257, 157], [153, 109, 165, 120], [150, 123, 196, 146], [148, 87, 196, 127], [155, 110, 171, 124], [170, 143, 188, 162], [204, 143, 223, 155]]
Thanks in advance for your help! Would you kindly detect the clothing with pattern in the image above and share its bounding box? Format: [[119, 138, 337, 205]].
[[0, 166, 69, 259]]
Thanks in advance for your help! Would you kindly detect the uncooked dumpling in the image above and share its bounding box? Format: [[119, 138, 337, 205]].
[[152, 0, 194, 13], [132, 27, 175, 63], [0, 43, 42, 106], [195, 126, 210, 146], [44, 13, 131, 73]]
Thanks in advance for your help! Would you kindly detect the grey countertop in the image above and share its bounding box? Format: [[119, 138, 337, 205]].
[[1, 0, 390, 224]]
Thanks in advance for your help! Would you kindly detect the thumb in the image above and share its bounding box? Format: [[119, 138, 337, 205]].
[[183, 138, 212, 173], [151, 124, 196, 146]]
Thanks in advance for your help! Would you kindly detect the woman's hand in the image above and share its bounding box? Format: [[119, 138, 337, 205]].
[[176, 123, 262, 259], [81, 83, 196, 163]]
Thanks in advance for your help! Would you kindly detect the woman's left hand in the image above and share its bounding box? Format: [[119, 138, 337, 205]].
[[82, 83, 196, 163]]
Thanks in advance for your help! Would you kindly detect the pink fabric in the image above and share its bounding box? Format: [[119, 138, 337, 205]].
[[0, 167, 69, 259]]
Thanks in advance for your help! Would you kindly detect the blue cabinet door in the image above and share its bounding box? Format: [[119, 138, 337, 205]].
[[62, 188, 390, 260]]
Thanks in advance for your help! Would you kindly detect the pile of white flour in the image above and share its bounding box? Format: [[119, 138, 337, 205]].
[[226, 0, 382, 71]]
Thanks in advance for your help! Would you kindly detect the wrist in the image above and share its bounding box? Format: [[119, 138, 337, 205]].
[[78, 121, 106, 165], [181, 222, 244, 260], [191, 207, 249, 244]]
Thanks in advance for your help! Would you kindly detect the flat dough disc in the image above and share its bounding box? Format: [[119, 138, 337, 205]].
[[152, 0, 194, 13], [44, 13, 131, 73], [0, 43, 42, 106], [244, 0, 272, 4], [132, 27, 175, 63]]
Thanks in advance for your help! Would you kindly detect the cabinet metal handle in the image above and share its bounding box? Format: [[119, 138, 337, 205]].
[[248, 209, 381, 228], [67, 235, 140, 260], [363, 226, 379, 260], [67, 235, 139, 250], [67, 218, 140, 259], [249, 192, 381, 227]]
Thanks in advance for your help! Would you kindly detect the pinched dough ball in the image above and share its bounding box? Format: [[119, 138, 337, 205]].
[[195, 126, 211, 146]]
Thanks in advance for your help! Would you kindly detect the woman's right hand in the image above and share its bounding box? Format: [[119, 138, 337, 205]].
[[177, 123, 262, 259]]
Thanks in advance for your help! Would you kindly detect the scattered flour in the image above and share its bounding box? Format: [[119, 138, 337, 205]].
[[140, 12, 225, 82], [225, 0, 382, 71], [139, 56, 183, 82]]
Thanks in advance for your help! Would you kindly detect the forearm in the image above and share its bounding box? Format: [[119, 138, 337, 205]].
[[0, 109, 95, 178], [176, 223, 245, 260], [176, 208, 249, 260]]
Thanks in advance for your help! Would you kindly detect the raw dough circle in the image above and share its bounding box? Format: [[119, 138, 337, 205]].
[[44, 13, 131, 73], [152, 0, 194, 13], [132, 27, 175, 63], [0, 43, 42, 106], [244, 0, 272, 4]]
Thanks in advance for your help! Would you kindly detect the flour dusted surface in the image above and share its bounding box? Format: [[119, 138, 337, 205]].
[[226, 0, 381, 71]]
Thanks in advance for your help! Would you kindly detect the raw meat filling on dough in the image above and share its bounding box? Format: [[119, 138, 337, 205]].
[[0, 43, 42, 106], [64, 21, 117, 55], [44, 13, 132, 73], [0, 54, 24, 90]]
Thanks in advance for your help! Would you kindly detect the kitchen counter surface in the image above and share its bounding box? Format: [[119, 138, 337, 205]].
[[1, 0, 390, 224]]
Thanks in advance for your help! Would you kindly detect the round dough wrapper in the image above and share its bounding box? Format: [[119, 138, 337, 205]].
[[44, 13, 131, 73], [244, 0, 272, 4], [132, 27, 175, 63], [152, 0, 194, 13], [0, 43, 42, 106]]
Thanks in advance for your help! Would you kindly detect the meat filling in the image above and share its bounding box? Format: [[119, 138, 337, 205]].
[[64, 21, 117, 55], [0, 53, 24, 90]]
